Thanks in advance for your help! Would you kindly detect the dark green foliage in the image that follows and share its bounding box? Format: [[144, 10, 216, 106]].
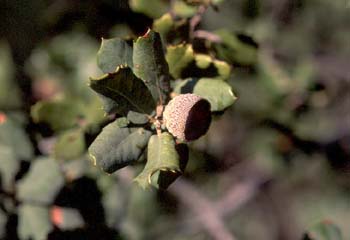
[[134, 133, 184, 189], [97, 38, 133, 73], [88, 120, 152, 173], [72, 0, 239, 192], [86, 6, 236, 190], [133, 30, 171, 103], [151, 143, 189, 189], [90, 67, 156, 115]]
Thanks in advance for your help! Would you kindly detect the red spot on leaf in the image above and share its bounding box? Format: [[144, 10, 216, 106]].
[[0, 112, 7, 124], [51, 206, 63, 226], [322, 219, 334, 225]]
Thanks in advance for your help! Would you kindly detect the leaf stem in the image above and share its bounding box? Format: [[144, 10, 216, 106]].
[[155, 104, 164, 136], [189, 5, 208, 41]]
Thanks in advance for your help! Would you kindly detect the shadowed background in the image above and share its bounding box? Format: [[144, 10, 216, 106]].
[[0, 0, 350, 239]]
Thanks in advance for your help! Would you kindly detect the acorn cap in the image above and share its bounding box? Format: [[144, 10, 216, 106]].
[[163, 93, 211, 141]]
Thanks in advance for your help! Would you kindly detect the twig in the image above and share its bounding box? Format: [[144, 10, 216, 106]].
[[115, 162, 266, 240], [169, 178, 236, 240], [155, 104, 164, 136], [189, 5, 208, 41], [194, 30, 222, 43], [174, 163, 270, 236], [215, 179, 263, 216]]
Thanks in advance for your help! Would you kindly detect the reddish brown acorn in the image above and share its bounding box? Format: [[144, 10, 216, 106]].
[[163, 93, 211, 141]]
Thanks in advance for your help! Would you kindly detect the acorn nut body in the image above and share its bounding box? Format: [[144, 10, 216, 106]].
[[163, 93, 211, 142]]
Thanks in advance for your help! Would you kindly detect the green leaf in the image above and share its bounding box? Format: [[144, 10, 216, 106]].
[[166, 44, 194, 79], [194, 55, 231, 80], [0, 145, 19, 192], [258, 52, 293, 97], [303, 221, 343, 240], [0, 41, 22, 109], [88, 120, 152, 173], [115, 117, 130, 128], [31, 100, 84, 131], [32, 96, 105, 134], [82, 96, 107, 126], [97, 38, 133, 73], [0, 116, 34, 161], [62, 157, 89, 181], [109, 24, 134, 39], [18, 204, 53, 240], [122, 185, 158, 239], [214, 29, 258, 65], [90, 67, 156, 115], [166, 44, 231, 80], [153, 13, 174, 38], [213, 60, 231, 80], [195, 54, 212, 69], [133, 30, 171, 103], [129, 0, 169, 18], [151, 143, 188, 189], [26, 32, 101, 101], [102, 182, 127, 228], [54, 128, 86, 161], [17, 157, 65, 205], [95, 93, 119, 115], [212, 0, 225, 4], [51, 206, 84, 230], [175, 78, 237, 111], [173, 0, 197, 18], [293, 110, 336, 142], [127, 111, 149, 125], [134, 133, 182, 189]]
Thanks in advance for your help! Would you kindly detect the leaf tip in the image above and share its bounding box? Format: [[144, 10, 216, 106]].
[[88, 153, 97, 166], [142, 28, 152, 38], [230, 89, 237, 101]]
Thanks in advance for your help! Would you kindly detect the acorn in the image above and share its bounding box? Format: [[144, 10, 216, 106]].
[[163, 93, 211, 141]]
